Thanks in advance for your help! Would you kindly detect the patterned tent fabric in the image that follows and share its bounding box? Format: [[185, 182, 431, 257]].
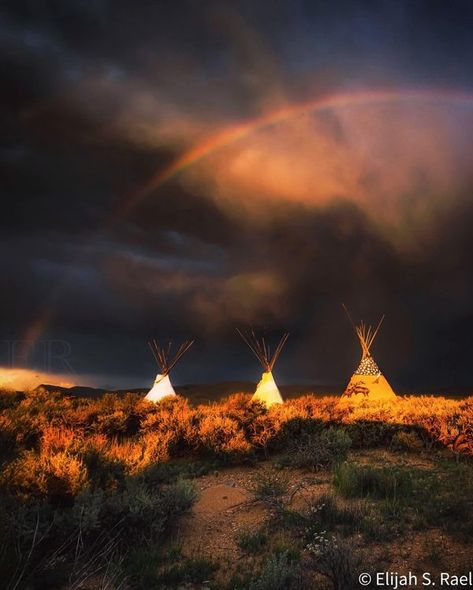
[[355, 355, 380, 376]]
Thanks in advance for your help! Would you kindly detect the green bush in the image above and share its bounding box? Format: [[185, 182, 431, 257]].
[[306, 532, 362, 590], [303, 493, 364, 537], [248, 552, 304, 590], [252, 471, 289, 509], [333, 462, 413, 501], [276, 417, 324, 443], [391, 430, 425, 452], [126, 545, 217, 590], [345, 421, 398, 448], [142, 458, 217, 485], [155, 557, 218, 587], [284, 427, 351, 471], [17, 476, 196, 547], [236, 529, 268, 553]]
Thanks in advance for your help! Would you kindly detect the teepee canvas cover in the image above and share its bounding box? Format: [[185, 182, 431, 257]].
[[145, 339, 193, 403], [342, 310, 396, 402], [237, 329, 289, 407]]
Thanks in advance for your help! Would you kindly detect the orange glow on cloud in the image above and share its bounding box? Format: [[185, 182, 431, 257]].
[[20, 86, 473, 356], [184, 99, 472, 230], [109, 87, 473, 225]]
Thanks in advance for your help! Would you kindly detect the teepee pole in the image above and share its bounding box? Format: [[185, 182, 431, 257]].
[[166, 340, 194, 374], [148, 339, 194, 376], [237, 329, 267, 368], [270, 333, 289, 371], [237, 329, 288, 372], [368, 315, 385, 350]]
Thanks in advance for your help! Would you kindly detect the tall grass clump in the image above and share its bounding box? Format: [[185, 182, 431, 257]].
[[283, 427, 352, 471], [248, 552, 304, 590], [333, 462, 413, 501], [251, 471, 289, 510], [306, 532, 362, 590]]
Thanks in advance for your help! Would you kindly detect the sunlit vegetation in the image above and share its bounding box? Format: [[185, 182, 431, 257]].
[[0, 387, 471, 588]]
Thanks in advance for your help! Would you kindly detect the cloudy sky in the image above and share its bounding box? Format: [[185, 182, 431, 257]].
[[1, 0, 473, 390]]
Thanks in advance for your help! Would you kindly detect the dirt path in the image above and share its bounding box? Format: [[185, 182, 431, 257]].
[[169, 464, 329, 563], [173, 467, 267, 563], [167, 454, 471, 588]]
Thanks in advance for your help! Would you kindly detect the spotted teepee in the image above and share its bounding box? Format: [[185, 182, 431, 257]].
[[342, 308, 396, 402]]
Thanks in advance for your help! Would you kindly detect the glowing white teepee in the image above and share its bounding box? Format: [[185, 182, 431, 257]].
[[341, 307, 396, 402], [145, 339, 193, 403], [237, 329, 289, 407]]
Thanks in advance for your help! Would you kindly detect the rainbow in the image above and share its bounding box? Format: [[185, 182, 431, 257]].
[[109, 87, 473, 224], [23, 87, 473, 355]]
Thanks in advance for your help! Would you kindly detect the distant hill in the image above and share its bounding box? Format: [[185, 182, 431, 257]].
[[35, 384, 146, 399], [34, 382, 472, 402], [34, 381, 334, 403]]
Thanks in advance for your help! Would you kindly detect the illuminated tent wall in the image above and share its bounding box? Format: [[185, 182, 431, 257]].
[[342, 309, 396, 402], [145, 339, 194, 403], [238, 329, 289, 407]]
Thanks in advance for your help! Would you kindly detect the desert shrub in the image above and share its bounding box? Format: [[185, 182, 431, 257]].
[[89, 393, 147, 436], [41, 425, 79, 454], [140, 396, 196, 455], [248, 552, 304, 590], [0, 474, 196, 589], [252, 471, 289, 510], [94, 409, 131, 436], [154, 557, 218, 587], [283, 427, 351, 471], [344, 420, 399, 448], [100, 431, 173, 474], [236, 529, 268, 553], [0, 388, 24, 410], [3, 449, 88, 503], [142, 458, 218, 485], [79, 430, 173, 482], [276, 417, 324, 444], [303, 493, 364, 538], [1, 408, 42, 449], [248, 414, 280, 457], [196, 412, 251, 457], [0, 415, 18, 461], [64, 402, 100, 431], [306, 532, 362, 590], [391, 429, 425, 452], [124, 543, 165, 590], [134, 430, 174, 465], [219, 393, 267, 429], [0, 503, 125, 590], [80, 437, 127, 488], [413, 461, 473, 537], [105, 477, 195, 543], [63, 477, 196, 543], [126, 545, 217, 589], [291, 395, 340, 421], [333, 462, 413, 501]]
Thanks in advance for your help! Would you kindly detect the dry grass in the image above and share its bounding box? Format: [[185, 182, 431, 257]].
[[0, 389, 472, 501], [0, 387, 472, 589]]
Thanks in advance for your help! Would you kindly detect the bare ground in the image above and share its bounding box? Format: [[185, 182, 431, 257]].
[[166, 452, 472, 588]]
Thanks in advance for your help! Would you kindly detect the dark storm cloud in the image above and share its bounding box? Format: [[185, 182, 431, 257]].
[[1, 0, 473, 389]]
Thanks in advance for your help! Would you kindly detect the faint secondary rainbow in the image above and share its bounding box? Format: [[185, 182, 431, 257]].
[[108, 87, 473, 225]]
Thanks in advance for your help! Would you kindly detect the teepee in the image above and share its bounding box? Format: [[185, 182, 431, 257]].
[[237, 329, 289, 407], [145, 339, 194, 402], [342, 307, 396, 402]]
